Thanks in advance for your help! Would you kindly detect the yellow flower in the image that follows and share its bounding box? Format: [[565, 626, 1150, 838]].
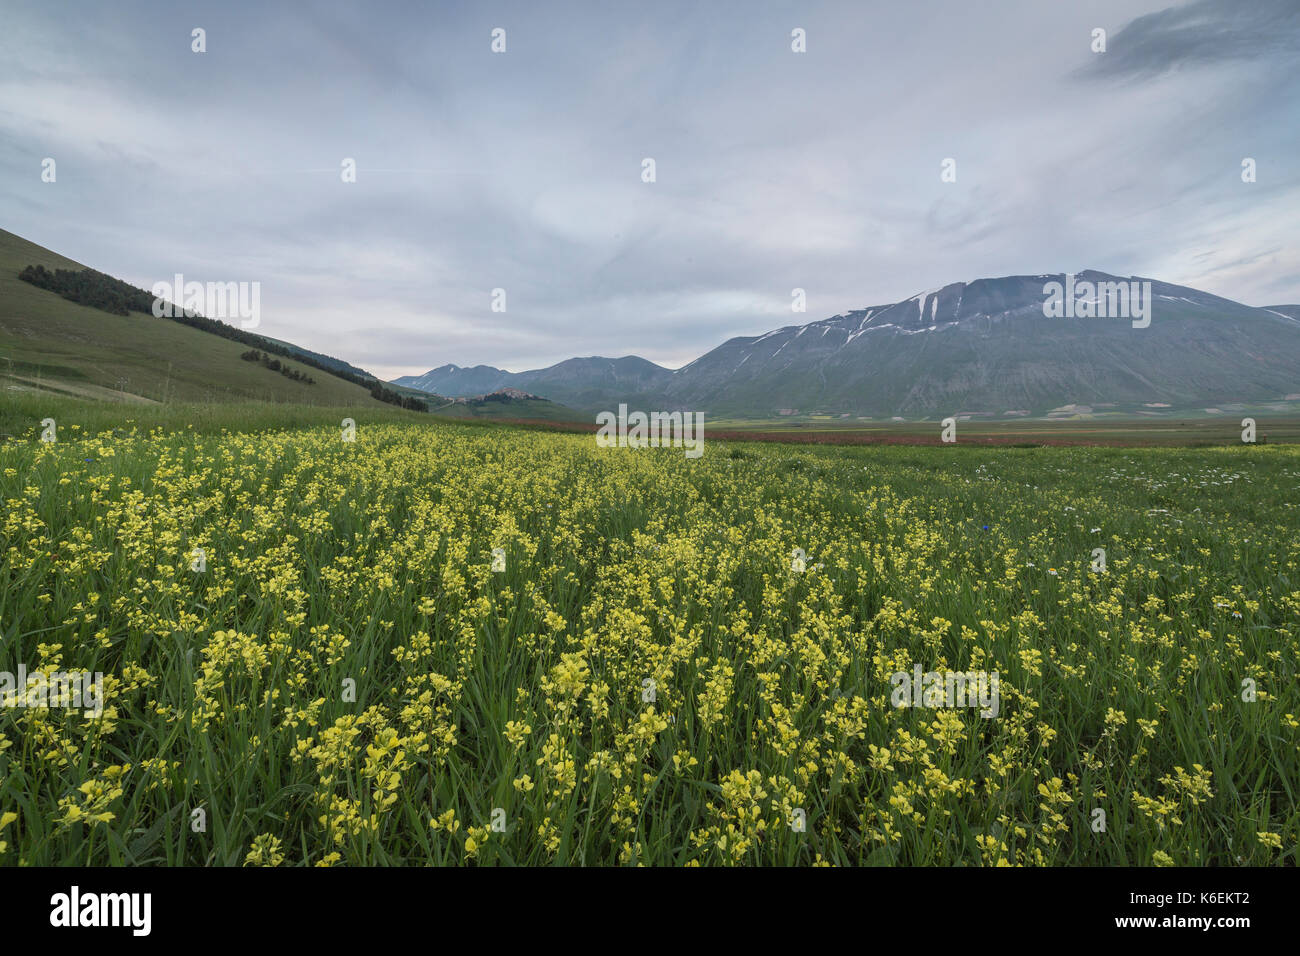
[[1256, 831, 1282, 850], [244, 833, 285, 867]]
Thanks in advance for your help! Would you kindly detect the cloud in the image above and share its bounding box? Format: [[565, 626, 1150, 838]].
[[1081, 0, 1300, 79], [1, 0, 1297, 379]]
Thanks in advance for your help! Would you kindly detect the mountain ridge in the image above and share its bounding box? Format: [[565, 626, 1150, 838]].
[[396, 271, 1300, 418]]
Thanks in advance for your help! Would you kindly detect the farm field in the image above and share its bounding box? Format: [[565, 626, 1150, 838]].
[[704, 416, 1300, 447], [1, 401, 1297, 866]]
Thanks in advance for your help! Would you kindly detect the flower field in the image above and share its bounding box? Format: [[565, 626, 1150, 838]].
[[1, 415, 1297, 865]]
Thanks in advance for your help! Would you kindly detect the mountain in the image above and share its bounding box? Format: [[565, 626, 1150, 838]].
[[662, 272, 1300, 417], [1263, 305, 1300, 322], [398, 271, 1300, 419], [397, 364, 511, 396], [395, 355, 673, 410], [0, 227, 429, 409], [19, 223, 1291, 423]]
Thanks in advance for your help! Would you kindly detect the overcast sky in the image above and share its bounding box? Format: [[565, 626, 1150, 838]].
[[3, 0, 1298, 377]]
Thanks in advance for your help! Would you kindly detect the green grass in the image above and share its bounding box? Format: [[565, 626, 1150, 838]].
[[0, 394, 431, 440], [1, 402, 1296, 866], [0, 227, 395, 408], [426, 396, 589, 423]]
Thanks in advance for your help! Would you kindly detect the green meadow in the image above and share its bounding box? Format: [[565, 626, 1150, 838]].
[[1, 399, 1295, 864]]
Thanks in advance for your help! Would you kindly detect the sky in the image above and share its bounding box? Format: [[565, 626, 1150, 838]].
[[3, 0, 1299, 378]]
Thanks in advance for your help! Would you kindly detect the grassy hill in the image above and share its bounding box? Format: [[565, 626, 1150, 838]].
[[0, 228, 395, 408]]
